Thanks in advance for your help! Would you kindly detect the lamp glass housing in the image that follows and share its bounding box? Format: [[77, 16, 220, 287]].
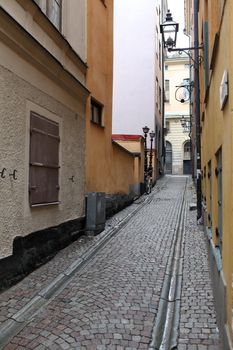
[[149, 131, 155, 139], [160, 10, 179, 49], [143, 126, 150, 134]]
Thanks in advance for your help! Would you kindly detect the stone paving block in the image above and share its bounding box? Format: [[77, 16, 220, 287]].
[[0, 177, 221, 349], [178, 345, 187, 350]]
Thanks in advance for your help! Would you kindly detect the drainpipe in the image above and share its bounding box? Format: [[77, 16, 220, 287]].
[[161, 1, 167, 175], [194, 0, 202, 220], [183, 29, 193, 180]]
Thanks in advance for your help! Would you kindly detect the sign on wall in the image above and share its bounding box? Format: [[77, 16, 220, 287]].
[[220, 70, 228, 111]]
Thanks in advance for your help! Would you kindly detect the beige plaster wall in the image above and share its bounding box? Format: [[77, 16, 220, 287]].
[[0, 64, 86, 258], [165, 56, 190, 116], [61, 0, 86, 61], [165, 56, 190, 175], [0, 0, 86, 82], [113, 140, 141, 154], [165, 118, 190, 174]]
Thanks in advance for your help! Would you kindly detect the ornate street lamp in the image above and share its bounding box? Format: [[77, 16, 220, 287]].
[[160, 4, 203, 220], [180, 115, 192, 135], [160, 9, 203, 64], [142, 126, 150, 181], [160, 10, 179, 49], [149, 131, 155, 176]]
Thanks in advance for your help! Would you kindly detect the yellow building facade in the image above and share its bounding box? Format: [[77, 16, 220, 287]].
[[86, 0, 139, 211], [112, 135, 145, 191], [196, 1, 233, 348]]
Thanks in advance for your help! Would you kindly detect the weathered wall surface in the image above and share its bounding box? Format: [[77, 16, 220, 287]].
[[86, 0, 137, 196], [199, 0, 233, 346], [0, 64, 86, 257]]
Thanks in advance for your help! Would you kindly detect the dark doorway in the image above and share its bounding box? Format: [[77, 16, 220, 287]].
[[183, 141, 191, 174], [165, 141, 172, 174], [183, 160, 192, 174]]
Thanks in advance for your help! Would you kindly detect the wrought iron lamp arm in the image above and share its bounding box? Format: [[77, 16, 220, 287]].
[[168, 44, 203, 65]]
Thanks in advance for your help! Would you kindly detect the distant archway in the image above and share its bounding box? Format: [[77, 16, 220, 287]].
[[165, 141, 172, 174]]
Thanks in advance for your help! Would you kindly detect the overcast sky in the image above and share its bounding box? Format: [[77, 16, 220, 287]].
[[112, 0, 156, 135], [112, 0, 188, 135], [167, 0, 189, 47]]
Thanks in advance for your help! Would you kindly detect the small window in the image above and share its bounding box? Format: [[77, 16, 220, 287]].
[[29, 112, 60, 206], [47, 0, 62, 31], [165, 120, 170, 133], [155, 78, 159, 107], [159, 41, 161, 68], [184, 141, 191, 159], [155, 27, 159, 56], [91, 99, 103, 126], [165, 65, 168, 70], [165, 79, 170, 102], [159, 87, 162, 112]]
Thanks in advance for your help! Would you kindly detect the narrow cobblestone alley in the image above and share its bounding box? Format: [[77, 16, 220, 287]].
[[0, 177, 221, 350]]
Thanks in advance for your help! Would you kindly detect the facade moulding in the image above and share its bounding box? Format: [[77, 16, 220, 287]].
[[0, 7, 90, 102], [15, 0, 88, 73]]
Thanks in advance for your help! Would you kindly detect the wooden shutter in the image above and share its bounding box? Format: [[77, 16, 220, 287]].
[[29, 112, 60, 206]]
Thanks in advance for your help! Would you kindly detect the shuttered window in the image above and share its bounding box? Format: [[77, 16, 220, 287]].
[[29, 112, 60, 206]]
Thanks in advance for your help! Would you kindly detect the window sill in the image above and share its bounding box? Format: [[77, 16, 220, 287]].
[[30, 201, 60, 208], [90, 120, 105, 129]]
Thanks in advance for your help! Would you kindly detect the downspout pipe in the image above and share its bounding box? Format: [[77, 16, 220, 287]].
[[183, 29, 194, 180], [194, 0, 202, 220], [161, 2, 167, 175]]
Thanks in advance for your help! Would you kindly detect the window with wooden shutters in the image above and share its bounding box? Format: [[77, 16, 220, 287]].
[[29, 112, 60, 206]]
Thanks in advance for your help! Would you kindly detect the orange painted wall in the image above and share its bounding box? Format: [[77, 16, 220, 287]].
[[86, 0, 135, 195]]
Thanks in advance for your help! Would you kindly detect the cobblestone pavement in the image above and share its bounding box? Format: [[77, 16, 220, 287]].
[[178, 188, 220, 350], [0, 176, 221, 349]]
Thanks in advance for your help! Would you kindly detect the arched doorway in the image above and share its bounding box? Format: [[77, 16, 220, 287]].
[[183, 140, 192, 174], [165, 141, 172, 174]]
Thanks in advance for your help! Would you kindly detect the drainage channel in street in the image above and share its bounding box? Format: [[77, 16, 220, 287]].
[[149, 178, 187, 350], [0, 178, 169, 348]]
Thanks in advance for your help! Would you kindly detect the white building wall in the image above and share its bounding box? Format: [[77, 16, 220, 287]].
[[112, 0, 157, 135], [166, 118, 189, 174], [165, 55, 190, 174]]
